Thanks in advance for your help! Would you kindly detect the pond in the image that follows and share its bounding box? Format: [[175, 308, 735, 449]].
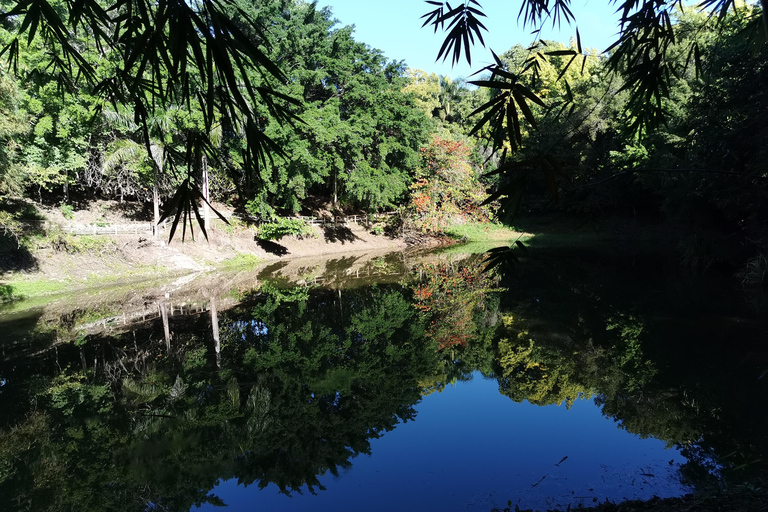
[[1, 245, 767, 512]]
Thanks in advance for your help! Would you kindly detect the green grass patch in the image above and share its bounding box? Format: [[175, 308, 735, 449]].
[[444, 222, 529, 242], [219, 252, 262, 269], [434, 241, 506, 256], [67, 235, 116, 253], [1, 279, 71, 303]]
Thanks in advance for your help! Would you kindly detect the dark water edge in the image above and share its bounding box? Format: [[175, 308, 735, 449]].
[[1, 243, 767, 512]]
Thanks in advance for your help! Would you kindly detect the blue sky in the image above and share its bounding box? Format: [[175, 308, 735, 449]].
[[316, 1, 624, 79]]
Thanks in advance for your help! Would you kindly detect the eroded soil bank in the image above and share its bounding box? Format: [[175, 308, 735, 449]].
[[1, 218, 424, 299]]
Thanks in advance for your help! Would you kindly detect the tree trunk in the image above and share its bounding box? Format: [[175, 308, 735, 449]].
[[202, 155, 211, 232], [333, 170, 338, 205], [210, 295, 221, 368], [159, 302, 171, 351], [762, 0, 768, 36], [153, 183, 160, 238], [151, 145, 164, 239]]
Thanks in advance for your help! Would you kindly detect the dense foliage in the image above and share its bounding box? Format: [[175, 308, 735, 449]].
[[422, 3, 768, 278], [0, 0, 766, 280]]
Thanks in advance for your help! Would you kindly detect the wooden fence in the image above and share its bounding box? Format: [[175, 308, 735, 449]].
[[9, 211, 397, 237], [16, 219, 161, 236]]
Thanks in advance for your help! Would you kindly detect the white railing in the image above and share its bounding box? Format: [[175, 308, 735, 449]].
[[7, 212, 398, 236]]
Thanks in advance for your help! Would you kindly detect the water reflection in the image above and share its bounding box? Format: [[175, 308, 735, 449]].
[[201, 377, 688, 512], [0, 249, 767, 512]]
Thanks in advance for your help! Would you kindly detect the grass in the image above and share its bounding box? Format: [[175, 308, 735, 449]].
[[219, 252, 262, 269], [444, 222, 530, 242], [4, 278, 71, 298], [0, 260, 173, 310], [434, 240, 518, 257], [27, 232, 117, 253]]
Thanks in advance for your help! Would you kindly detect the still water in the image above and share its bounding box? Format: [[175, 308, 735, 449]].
[[1, 247, 766, 512], [202, 377, 687, 512]]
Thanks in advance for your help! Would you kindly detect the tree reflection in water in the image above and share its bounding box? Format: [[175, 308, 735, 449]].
[[0, 252, 767, 511]]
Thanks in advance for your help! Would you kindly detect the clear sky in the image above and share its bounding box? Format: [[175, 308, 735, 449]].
[[316, 1, 623, 80]]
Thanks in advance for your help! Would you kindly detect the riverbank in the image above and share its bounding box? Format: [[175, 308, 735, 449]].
[[0, 222, 406, 300], [0, 199, 525, 303]]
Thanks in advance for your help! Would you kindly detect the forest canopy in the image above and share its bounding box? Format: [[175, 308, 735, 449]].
[[0, 0, 765, 280]]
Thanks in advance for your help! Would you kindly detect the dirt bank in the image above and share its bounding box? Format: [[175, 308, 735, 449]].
[[2, 200, 510, 291], [15, 220, 412, 284]]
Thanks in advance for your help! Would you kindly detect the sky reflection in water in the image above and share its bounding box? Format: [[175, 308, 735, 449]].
[[198, 372, 689, 512]]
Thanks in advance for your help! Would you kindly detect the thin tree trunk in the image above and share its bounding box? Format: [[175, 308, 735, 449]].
[[210, 295, 221, 368], [153, 183, 160, 238], [333, 168, 338, 205], [202, 155, 211, 232], [159, 302, 171, 351], [762, 0, 768, 36], [151, 145, 164, 239]]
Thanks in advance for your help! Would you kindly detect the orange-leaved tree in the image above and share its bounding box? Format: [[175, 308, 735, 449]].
[[405, 135, 490, 233]]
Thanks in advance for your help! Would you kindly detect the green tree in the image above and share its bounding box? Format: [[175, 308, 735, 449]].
[[422, 1, 768, 235], [402, 68, 442, 119], [0, 0, 299, 238], [0, 72, 27, 198], [241, 2, 431, 215]]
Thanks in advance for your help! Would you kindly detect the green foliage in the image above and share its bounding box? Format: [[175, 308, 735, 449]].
[[402, 69, 442, 118], [238, 2, 431, 214], [60, 204, 74, 220], [0, 283, 16, 302], [42, 373, 112, 416], [2, 0, 298, 191], [0, 210, 23, 247], [182, 347, 209, 374], [256, 218, 315, 241], [413, 258, 500, 350], [220, 252, 262, 269], [0, 73, 27, 198]]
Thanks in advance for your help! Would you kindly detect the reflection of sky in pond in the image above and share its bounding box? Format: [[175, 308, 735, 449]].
[[196, 372, 689, 512]]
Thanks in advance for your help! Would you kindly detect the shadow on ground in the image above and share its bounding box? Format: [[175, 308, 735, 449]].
[[256, 239, 289, 256], [109, 201, 153, 221], [0, 235, 39, 274], [323, 226, 363, 244]]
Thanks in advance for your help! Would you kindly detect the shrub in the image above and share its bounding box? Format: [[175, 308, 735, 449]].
[[256, 218, 314, 241], [61, 204, 75, 220]]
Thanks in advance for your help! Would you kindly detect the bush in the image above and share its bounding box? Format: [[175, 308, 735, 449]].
[[61, 204, 75, 220], [256, 218, 314, 241]]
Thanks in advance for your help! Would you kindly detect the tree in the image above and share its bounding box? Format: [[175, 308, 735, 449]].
[[242, 3, 431, 215], [102, 106, 199, 237], [425, 0, 765, 131], [0, 72, 26, 199], [422, 1, 768, 218], [402, 68, 442, 119], [0, 0, 300, 239], [403, 134, 490, 232]]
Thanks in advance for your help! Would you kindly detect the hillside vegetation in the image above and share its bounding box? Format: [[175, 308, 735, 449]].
[[0, 1, 765, 288]]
